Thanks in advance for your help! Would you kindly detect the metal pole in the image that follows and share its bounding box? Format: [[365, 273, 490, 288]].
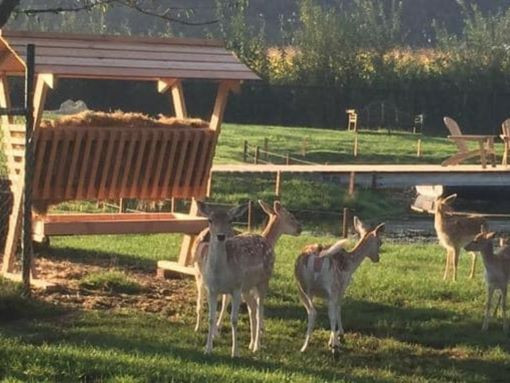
[[22, 44, 35, 295]]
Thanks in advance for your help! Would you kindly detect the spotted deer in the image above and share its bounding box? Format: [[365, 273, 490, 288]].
[[434, 194, 487, 281], [197, 201, 300, 357], [465, 231, 510, 333], [193, 200, 302, 334], [295, 217, 384, 353]]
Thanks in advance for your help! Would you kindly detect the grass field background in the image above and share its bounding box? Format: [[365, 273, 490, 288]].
[[1, 233, 509, 382]]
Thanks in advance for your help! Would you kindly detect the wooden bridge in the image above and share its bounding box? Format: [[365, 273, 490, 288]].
[[211, 164, 510, 189]]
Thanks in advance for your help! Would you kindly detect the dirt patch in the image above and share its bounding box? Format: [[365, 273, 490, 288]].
[[28, 256, 196, 318]]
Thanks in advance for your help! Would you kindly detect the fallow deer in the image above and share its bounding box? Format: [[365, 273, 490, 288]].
[[465, 231, 510, 333], [193, 200, 301, 334], [197, 201, 301, 357], [295, 217, 384, 353], [434, 194, 487, 281]]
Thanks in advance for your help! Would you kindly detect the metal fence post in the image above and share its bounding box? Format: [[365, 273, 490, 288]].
[[22, 44, 35, 295]]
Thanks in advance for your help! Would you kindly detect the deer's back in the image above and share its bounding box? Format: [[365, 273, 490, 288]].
[[435, 214, 485, 248]]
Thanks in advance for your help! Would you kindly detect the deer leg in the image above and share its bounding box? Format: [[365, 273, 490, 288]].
[[469, 252, 477, 279], [244, 292, 257, 351], [327, 298, 339, 351], [298, 288, 316, 352], [336, 302, 345, 341], [253, 291, 265, 353], [502, 287, 508, 334], [205, 290, 218, 354], [482, 285, 495, 332], [230, 290, 242, 358], [443, 249, 451, 280], [194, 276, 204, 332], [215, 294, 230, 336], [452, 247, 460, 282]]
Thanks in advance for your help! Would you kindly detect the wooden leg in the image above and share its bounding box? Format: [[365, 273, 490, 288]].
[[502, 144, 509, 167], [479, 141, 487, 169], [177, 199, 199, 267]]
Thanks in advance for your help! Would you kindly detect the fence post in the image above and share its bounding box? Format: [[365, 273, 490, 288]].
[[416, 138, 422, 157], [254, 146, 260, 164], [342, 208, 350, 238], [348, 172, 356, 196], [171, 197, 176, 212], [119, 198, 126, 213], [301, 137, 308, 157], [22, 44, 35, 295], [247, 200, 253, 232], [275, 171, 282, 198], [286, 151, 290, 165], [264, 137, 269, 161], [353, 133, 359, 157], [243, 140, 248, 162]]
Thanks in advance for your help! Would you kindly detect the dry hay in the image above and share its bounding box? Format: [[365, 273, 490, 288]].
[[41, 111, 209, 129]]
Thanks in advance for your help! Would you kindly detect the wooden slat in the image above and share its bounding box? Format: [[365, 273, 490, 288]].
[[180, 131, 202, 195], [159, 130, 181, 199], [119, 130, 138, 198], [129, 130, 149, 197], [42, 130, 61, 200], [108, 130, 128, 199], [150, 130, 171, 199], [76, 130, 95, 199], [97, 129, 118, 200], [9, 45, 239, 63], [193, 134, 213, 194], [86, 130, 106, 199], [8, 136, 25, 145], [140, 130, 160, 198], [64, 129, 84, 199], [170, 130, 190, 197], [54, 129, 72, 199], [4, 148, 24, 158], [32, 131, 48, 197]]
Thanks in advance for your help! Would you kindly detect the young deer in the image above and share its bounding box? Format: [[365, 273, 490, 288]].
[[193, 200, 302, 333], [434, 194, 486, 281], [465, 231, 510, 333], [295, 217, 384, 353], [197, 201, 300, 357]]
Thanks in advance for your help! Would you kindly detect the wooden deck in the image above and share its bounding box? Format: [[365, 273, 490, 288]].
[[211, 164, 510, 188]]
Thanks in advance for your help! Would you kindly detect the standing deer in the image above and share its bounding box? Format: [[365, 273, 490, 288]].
[[465, 231, 510, 333], [434, 194, 486, 281], [295, 217, 384, 353], [197, 201, 301, 357], [193, 200, 302, 333]]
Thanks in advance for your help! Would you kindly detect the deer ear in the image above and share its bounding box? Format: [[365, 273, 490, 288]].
[[258, 200, 274, 216], [273, 200, 282, 213], [353, 216, 366, 235], [486, 232, 497, 240], [228, 203, 248, 220], [374, 223, 385, 235], [196, 201, 210, 217], [443, 194, 457, 204]]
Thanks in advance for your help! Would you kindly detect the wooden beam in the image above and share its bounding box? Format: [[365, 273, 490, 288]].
[[177, 199, 200, 268], [2, 74, 52, 274], [157, 78, 178, 94], [209, 80, 239, 133], [170, 80, 187, 118], [0, 76, 13, 125]]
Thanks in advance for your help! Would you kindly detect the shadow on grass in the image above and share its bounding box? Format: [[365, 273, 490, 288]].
[[267, 298, 510, 352], [41, 246, 157, 272]]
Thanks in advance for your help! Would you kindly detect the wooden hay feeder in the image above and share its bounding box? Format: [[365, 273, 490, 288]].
[[0, 30, 259, 279]]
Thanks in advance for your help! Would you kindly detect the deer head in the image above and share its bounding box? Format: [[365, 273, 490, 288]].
[[197, 201, 248, 242], [258, 200, 302, 236], [434, 193, 457, 215], [465, 230, 496, 253], [364, 223, 385, 263]]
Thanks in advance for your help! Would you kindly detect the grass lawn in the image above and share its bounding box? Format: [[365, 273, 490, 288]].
[[1, 233, 510, 382]]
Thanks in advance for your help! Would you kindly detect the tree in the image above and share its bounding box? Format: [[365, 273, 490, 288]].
[[0, 0, 227, 29]]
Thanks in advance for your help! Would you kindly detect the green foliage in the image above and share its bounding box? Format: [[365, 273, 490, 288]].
[[80, 271, 143, 294]]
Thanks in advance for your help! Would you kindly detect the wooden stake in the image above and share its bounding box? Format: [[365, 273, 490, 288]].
[[301, 137, 308, 157], [342, 208, 350, 238], [247, 200, 253, 232], [286, 152, 290, 165], [348, 172, 356, 196], [243, 140, 248, 162], [416, 138, 422, 157], [254, 146, 260, 164], [353, 134, 359, 157], [275, 171, 282, 197], [119, 198, 126, 213], [171, 197, 176, 212], [264, 137, 269, 161]]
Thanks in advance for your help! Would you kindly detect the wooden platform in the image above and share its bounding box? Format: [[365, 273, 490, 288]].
[[32, 213, 208, 238], [212, 164, 510, 188]]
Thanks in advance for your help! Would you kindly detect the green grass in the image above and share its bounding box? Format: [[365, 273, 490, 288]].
[[79, 271, 143, 294], [1, 234, 510, 382]]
